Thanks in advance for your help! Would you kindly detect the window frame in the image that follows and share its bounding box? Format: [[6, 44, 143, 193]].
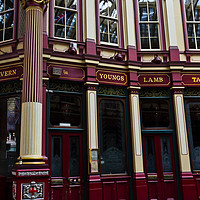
[[96, 0, 124, 48], [134, 0, 166, 51], [0, 0, 16, 43], [182, 0, 200, 50], [50, 0, 83, 42]]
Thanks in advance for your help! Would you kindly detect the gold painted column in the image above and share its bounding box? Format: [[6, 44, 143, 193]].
[[12, 1, 50, 200], [19, 0, 48, 164], [129, 86, 148, 199]]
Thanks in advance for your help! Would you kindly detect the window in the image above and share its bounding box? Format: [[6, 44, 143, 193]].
[[185, 0, 200, 49], [54, 0, 77, 40], [99, 98, 127, 174], [186, 101, 200, 170], [49, 94, 82, 127], [138, 0, 160, 49], [0, 0, 14, 42], [99, 0, 118, 44], [141, 99, 170, 128], [0, 96, 20, 176]]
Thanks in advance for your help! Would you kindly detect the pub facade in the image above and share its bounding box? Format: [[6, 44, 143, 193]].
[[1, 0, 200, 200]]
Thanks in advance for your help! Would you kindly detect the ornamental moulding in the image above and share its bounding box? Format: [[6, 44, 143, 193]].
[[21, 0, 49, 10]]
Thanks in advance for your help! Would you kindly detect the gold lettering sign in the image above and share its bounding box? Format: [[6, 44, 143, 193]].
[[143, 77, 164, 83], [0, 65, 23, 82], [0, 69, 17, 77], [138, 74, 170, 87], [192, 77, 200, 83], [96, 70, 127, 85]]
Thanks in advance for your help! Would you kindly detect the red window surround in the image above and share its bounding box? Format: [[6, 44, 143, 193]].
[[49, 0, 83, 42]]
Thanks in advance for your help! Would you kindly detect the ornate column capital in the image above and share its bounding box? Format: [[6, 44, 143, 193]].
[[21, 0, 49, 11]]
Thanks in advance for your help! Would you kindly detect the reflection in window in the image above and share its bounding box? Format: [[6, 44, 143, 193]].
[[138, 0, 160, 49], [0, 0, 14, 42], [50, 94, 81, 127], [99, 0, 118, 44], [185, 0, 200, 49], [186, 102, 200, 170], [145, 136, 156, 173], [141, 100, 170, 128], [160, 136, 172, 172], [0, 97, 20, 176], [99, 99, 127, 174], [51, 136, 62, 177], [69, 136, 80, 177], [54, 0, 77, 39]]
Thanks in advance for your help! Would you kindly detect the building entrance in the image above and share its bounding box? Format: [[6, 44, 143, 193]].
[[49, 132, 82, 200], [143, 134, 178, 200]]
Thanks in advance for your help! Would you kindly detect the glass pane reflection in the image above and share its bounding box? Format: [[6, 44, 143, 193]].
[[160, 136, 172, 172], [69, 136, 80, 177], [145, 136, 156, 173], [100, 99, 127, 174], [141, 100, 170, 128], [186, 102, 200, 170]]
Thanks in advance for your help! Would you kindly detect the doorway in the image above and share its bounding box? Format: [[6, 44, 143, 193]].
[[49, 132, 83, 200], [143, 134, 178, 200]]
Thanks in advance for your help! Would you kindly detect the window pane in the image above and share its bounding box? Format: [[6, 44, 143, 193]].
[[54, 9, 65, 37], [160, 136, 172, 172], [145, 136, 156, 173], [5, 11, 13, 40], [185, 0, 193, 21], [109, 20, 118, 44], [140, 23, 149, 37], [0, 14, 4, 30], [149, 0, 157, 21], [66, 0, 77, 9], [100, 99, 127, 174], [0, 1, 4, 12], [51, 136, 62, 177], [189, 38, 196, 48], [0, 97, 20, 176], [149, 23, 158, 37], [194, 0, 200, 21], [187, 23, 194, 37], [141, 38, 150, 49], [109, 0, 117, 18], [100, 18, 108, 42], [151, 38, 159, 49], [66, 12, 76, 39], [186, 102, 200, 170], [69, 136, 80, 177], [195, 24, 200, 37], [99, 0, 109, 16], [50, 94, 81, 127], [55, 0, 64, 7], [197, 38, 200, 48], [5, 0, 13, 10], [139, 2, 148, 21], [141, 100, 170, 128]]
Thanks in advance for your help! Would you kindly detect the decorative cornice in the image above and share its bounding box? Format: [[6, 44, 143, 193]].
[[21, 0, 49, 10]]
